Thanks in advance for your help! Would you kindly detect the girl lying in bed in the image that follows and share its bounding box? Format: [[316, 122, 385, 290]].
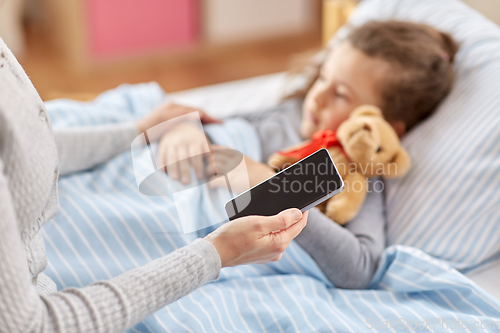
[[159, 21, 458, 288]]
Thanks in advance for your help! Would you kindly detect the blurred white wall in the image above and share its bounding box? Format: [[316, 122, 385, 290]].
[[203, 0, 318, 44], [461, 0, 500, 25]]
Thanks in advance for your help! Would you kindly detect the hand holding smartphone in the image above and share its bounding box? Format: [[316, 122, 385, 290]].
[[225, 149, 344, 221]]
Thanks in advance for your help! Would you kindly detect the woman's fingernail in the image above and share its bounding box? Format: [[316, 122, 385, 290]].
[[291, 210, 302, 221]]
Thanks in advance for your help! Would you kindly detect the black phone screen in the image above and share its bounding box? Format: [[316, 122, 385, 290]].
[[225, 149, 343, 221]]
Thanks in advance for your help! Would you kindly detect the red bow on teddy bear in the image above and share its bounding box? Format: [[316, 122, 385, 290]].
[[278, 130, 349, 161]]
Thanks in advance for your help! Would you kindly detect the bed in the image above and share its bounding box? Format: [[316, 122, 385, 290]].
[[42, 0, 500, 331], [173, 72, 500, 303]]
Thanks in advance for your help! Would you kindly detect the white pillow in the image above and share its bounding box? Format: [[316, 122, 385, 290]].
[[341, 0, 500, 271]]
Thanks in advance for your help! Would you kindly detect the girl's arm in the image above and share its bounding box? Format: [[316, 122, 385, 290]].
[[236, 99, 304, 161], [295, 178, 386, 289]]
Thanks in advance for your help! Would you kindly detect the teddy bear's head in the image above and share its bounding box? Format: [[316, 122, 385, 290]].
[[337, 105, 411, 178]]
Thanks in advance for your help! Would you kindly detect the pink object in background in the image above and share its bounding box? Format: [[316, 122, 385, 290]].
[[86, 0, 199, 59]]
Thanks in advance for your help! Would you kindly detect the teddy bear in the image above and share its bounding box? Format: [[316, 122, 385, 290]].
[[267, 105, 411, 225]]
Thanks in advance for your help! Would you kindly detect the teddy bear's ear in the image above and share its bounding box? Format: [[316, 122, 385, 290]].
[[350, 105, 383, 119], [384, 147, 411, 178]]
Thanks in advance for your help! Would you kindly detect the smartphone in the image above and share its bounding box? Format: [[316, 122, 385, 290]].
[[225, 148, 344, 221]]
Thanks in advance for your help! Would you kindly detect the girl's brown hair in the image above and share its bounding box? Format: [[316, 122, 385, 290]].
[[288, 21, 459, 131]]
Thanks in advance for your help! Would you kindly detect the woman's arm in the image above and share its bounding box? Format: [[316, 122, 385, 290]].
[[0, 163, 220, 332], [295, 178, 386, 289], [1, 157, 307, 332], [54, 122, 138, 175], [54, 103, 221, 176]]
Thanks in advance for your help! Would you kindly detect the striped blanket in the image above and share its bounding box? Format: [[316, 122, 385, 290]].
[[43, 83, 500, 332]]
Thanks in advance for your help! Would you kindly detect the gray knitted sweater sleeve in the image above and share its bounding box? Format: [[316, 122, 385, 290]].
[[48, 124, 221, 331], [0, 173, 221, 333], [47, 126, 222, 332], [1, 108, 221, 333], [53, 122, 139, 175]]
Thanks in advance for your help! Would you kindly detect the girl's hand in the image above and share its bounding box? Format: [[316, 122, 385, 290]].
[[205, 209, 309, 267], [157, 122, 209, 184], [136, 102, 221, 141], [208, 146, 276, 194]]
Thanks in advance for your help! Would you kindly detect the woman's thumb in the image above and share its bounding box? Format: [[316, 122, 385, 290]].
[[264, 209, 302, 233]]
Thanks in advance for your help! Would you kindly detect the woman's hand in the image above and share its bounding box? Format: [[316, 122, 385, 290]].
[[136, 102, 221, 141], [205, 209, 309, 267], [157, 122, 209, 184]]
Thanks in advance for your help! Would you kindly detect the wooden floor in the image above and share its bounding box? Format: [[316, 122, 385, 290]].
[[19, 25, 321, 101]]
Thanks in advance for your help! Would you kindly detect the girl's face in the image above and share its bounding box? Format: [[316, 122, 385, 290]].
[[301, 41, 392, 138]]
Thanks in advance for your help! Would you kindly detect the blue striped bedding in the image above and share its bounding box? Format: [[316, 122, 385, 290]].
[[43, 83, 500, 332]]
